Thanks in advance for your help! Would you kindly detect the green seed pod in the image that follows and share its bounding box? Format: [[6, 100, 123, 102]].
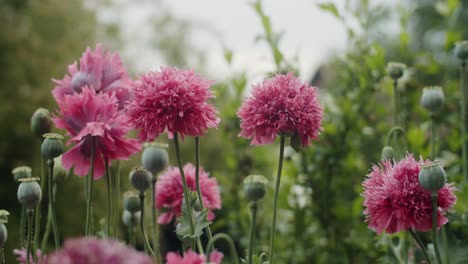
[[17, 178, 42, 209], [31, 108, 52, 138], [421, 86, 444, 113], [0, 223, 6, 248], [454, 40, 468, 61], [53, 157, 69, 184], [243, 175, 268, 202], [123, 192, 141, 213], [41, 133, 64, 159], [129, 168, 152, 193], [141, 143, 169, 176], [418, 162, 447, 192], [381, 146, 395, 160], [387, 62, 407, 79], [12, 166, 32, 181], [122, 210, 141, 226]]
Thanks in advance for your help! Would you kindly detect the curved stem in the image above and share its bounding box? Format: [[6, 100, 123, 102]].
[[431, 114, 436, 160], [85, 137, 96, 236], [48, 159, 59, 249], [460, 61, 467, 181], [385, 126, 407, 147], [259, 252, 268, 263], [26, 210, 33, 264], [105, 158, 112, 237], [139, 193, 155, 256], [269, 136, 285, 264], [408, 229, 432, 264], [431, 193, 442, 264], [205, 233, 240, 264], [34, 139, 45, 254], [248, 202, 258, 264], [151, 179, 161, 263], [114, 161, 121, 238]]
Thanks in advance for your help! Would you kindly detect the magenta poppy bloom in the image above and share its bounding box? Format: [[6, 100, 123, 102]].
[[166, 250, 223, 264], [52, 43, 132, 109], [53, 87, 141, 178], [13, 248, 46, 264], [362, 154, 456, 234], [46, 237, 153, 264], [237, 73, 323, 146], [126, 67, 220, 142], [156, 163, 221, 224]]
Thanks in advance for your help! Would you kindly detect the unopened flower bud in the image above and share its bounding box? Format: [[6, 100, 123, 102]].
[[12, 166, 32, 181], [31, 108, 52, 138], [0, 210, 8, 224], [124, 192, 141, 213], [243, 175, 268, 202], [381, 146, 395, 160], [0, 210, 8, 248], [17, 178, 42, 209], [454, 40, 468, 61], [122, 210, 140, 226], [53, 157, 69, 184], [141, 143, 169, 176], [418, 162, 447, 192], [41, 133, 64, 159], [129, 168, 152, 193], [421, 86, 444, 113], [387, 62, 406, 79]]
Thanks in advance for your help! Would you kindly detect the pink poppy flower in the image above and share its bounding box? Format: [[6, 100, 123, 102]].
[[13, 248, 46, 264], [237, 73, 323, 146], [156, 163, 221, 224], [126, 67, 220, 142], [52, 43, 132, 109], [46, 237, 153, 264], [166, 250, 223, 264], [53, 87, 141, 178], [362, 154, 456, 234]]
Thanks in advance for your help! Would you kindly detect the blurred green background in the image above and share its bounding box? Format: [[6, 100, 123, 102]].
[[2, 0, 468, 263]]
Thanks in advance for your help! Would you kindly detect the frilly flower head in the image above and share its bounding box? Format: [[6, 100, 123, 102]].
[[237, 73, 323, 146], [156, 163, 221, 224], [126, 66, 220, 142], [46, 237, 153, 264], [53, 87, 141, 178], [52, 43, 132, 109], [362, 154, 456, 234], [166, 250, 223, 264]]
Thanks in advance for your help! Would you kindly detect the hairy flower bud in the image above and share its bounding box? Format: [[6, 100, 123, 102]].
[[421, 86, 444, 113], [387, 62, 406, 79], [129, 168, 152, 193], [141, 143, 169, 176], [17, 178, 42, 209], [124, 192, 141, 213], [243, 175, 268, 202], [418, 162, 447, 192], [454, 40, 468, 61], [381, 146, 395, 160], [41, 133, 64, 159], [12, 166, 32, 182], [122, 210, 140, 226], [31, 108, 52, 138]]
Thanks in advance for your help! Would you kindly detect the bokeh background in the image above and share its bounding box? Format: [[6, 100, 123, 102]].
[[2, 0, 468, 263]]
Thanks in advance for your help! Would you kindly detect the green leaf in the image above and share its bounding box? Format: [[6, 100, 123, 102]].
[[224, 48, 233, 64], [176, 197, 211, 239], [290, 133, 303, 153], [317, 2, 340, 19]]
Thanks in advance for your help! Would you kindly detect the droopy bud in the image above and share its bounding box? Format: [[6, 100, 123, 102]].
[[243, 175, 268, 202], [17, 178, 42, 209], [122, 210, 141, 227], [123, 192, 141, 213], [381, 146, 395, 160], [421, 86, 444, 113], [141, 143, 169, 176], [418, 161, 447, 192], [129, 168, 152, 193], [454, 40, 468, 61], [387, 62, 407, 79], [41, 133, 64, 160], [12, 166, 32, 181], [31, 108, 52, 138]]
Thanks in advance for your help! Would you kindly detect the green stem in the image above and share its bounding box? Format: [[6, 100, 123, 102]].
[[393, 79, 399, 126], [151, 179, 162, 263], [248, 202, 258, 264], [41, 183, 56, 251], [48, 159, 59, 249], [85, 137, 96, 236], [105, 158, 112, 238], [173, 133, 196, 237], [408, 229, 432, 264], [129, 216, 135, 247], [205, 233, 240, 264], [114, 161, 121, 238], [26, 210, 33, 264], [460, 61, 467, 181], [431, 114, 436, 160], [139, 193, 155, 256], [20, 207, 25, 248], [195, 137, 214, 250], [1, 248, 4, 264], [34, 140, 45, 254], [432, 193, 442, 264], [269, 136, 285, 264], [259, 253, 268, 263]]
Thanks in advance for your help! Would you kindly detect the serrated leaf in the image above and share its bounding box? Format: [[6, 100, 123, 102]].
[[290, 133, 303, 153], [176, 197, 211, 239], [317, 2, 340, 19]]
